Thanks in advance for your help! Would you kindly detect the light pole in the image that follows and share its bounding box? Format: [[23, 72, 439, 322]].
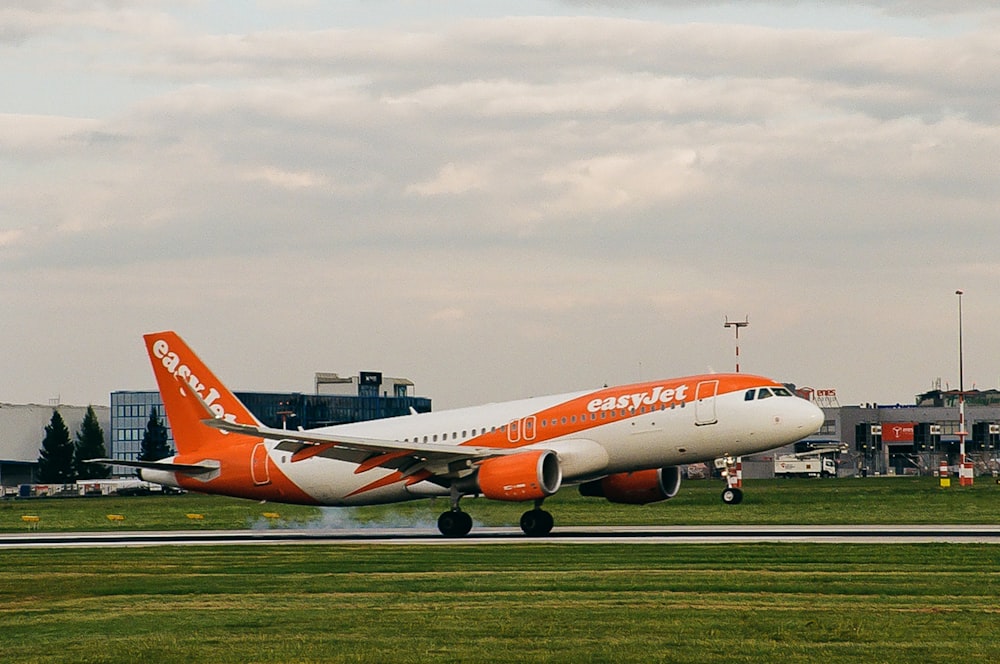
[[956, 289, 973, 486], [724, 316, 749, 373], [720, 316, 749, 503]]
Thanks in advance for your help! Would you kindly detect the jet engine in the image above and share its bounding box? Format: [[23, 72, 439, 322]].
[[578, 466, 682, 504], [474, 449, 562, 501]]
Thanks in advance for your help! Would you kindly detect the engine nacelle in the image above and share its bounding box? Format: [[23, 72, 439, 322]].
[[578, 466, 682, 504], [476, 450, 562, 501]]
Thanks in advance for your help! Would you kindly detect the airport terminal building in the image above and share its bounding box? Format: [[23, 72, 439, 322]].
[[745, 387, 1000, 479]]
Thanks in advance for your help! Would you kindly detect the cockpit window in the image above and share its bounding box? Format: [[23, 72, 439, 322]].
[[772, 387, 794, 397], [757, 388, 774, 399], [744, 389, 756, 401]]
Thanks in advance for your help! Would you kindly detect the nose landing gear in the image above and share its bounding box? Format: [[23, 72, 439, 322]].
[[718, 455, 744, 505], [721, 486, 744, 504]]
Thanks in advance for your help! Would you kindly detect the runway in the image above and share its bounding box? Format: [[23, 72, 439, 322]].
[[3, 524, 1000, 548]]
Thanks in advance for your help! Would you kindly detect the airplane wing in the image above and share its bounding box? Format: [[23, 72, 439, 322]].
[[176, 369, 515, 478], [203, 418, 516, 476]]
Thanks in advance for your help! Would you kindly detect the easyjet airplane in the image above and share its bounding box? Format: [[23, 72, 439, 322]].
[[96, 331, 823, 536]]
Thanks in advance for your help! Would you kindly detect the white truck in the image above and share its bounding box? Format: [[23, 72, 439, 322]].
[[774, 454, 837, 478]]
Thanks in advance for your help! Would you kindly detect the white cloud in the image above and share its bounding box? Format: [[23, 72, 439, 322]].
[[243, 166, 327, 191], [2, 4, 999, 409], [406, 163, 486, 196]]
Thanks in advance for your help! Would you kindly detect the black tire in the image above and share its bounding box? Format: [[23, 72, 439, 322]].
[[721, 487, 744, 505], [437, 510, 473, 537], [519, 509, 554, 536]]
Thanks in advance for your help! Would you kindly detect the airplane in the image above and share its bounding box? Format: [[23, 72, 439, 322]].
[[94, 331, 824, 537]]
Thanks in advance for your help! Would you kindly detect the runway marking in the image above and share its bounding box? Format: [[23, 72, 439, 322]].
[[2, 525, 1000, 548]]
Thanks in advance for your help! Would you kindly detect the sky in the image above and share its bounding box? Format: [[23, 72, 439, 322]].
[[2, 1, 998, 410]]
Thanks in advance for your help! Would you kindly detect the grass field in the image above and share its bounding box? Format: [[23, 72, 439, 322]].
[[2, 476, 999, 532], [1, 543, 999, 663], [3, 478, 999, 663]]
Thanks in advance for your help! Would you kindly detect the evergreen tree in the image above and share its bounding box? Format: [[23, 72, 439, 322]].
[[37, 410, 76, 483], [74, 406, 111, 480], [139, 406, 172, 461]]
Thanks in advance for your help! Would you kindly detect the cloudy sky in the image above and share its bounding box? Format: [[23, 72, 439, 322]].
[[2, 1, 998, 410]]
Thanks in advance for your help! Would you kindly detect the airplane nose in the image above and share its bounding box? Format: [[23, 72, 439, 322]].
[[799, 399, 824, 435]]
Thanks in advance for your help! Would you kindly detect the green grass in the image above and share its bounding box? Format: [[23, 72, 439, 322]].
[[1, 543, 998, 663], [0, 492, 321, 532], [3, 476, 998, 533], [3, 480, 999, 662]]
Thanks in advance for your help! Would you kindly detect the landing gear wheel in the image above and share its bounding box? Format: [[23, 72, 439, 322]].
[[721, 487, 744, 505], [437, 510, 473, 537], [519, 509, 554, 536]]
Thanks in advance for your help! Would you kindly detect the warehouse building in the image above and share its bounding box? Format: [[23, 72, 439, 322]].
[[0, 404, 111, 488]]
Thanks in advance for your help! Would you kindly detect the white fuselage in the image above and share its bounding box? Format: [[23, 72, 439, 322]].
[[255, 381, 822, 505]]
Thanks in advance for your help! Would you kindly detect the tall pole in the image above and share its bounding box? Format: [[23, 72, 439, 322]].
[[724, 316, 749, 373], [721, 316, 749, 499], [956, 289, 972, 486]]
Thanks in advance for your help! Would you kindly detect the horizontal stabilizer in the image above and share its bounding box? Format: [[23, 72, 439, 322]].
[[85, 458, 219, 476]]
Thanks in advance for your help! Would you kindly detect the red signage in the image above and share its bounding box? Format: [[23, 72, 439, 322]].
[[882, 422, 915, 443]]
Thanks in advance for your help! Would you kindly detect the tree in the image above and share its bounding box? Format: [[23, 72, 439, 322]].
[[74, 406, 111, 480], [139, 406, 172, 461], [37, 410, 75, 483]]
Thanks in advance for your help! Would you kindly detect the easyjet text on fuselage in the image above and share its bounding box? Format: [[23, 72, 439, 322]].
[[586, 384, 689, 413]]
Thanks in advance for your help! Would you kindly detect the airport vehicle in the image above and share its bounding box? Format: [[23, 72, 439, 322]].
[[94, 331, 823, 536], [773, 454, 836, 478], [773, 441, 844, 478]]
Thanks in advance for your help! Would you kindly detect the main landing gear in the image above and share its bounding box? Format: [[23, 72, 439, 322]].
[[436, 495, 554, 537], [519, 500, 554, 537], [437, 509, 473, 537]]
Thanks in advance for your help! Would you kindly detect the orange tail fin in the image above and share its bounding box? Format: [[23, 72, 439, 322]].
[[144, 331, 260, 455]]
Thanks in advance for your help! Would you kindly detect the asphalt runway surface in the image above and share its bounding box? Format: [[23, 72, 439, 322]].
[[3, 524, 1000, 548]]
